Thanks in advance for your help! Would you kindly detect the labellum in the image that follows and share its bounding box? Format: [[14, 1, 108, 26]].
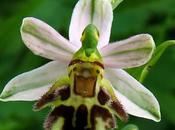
[[34, 24, 128, 130]]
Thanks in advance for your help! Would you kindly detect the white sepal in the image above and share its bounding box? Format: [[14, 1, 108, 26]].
[[0, 61, 67, 101], [69, 0, 113, 49], [21, 17, 77, 63], [101, 34, 155, 68], [105, 68, 161, 122]]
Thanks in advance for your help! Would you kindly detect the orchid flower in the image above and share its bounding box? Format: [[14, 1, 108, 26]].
[[0, 0, 161, 130]]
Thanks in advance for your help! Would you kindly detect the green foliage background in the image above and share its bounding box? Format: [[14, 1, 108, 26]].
[[0, 0, 175, 130]]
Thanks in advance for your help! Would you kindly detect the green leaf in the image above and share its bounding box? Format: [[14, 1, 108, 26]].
[[110, 0, 124, 9]]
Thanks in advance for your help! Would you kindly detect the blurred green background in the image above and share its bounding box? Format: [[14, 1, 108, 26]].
[[0, 0, 175, 130]]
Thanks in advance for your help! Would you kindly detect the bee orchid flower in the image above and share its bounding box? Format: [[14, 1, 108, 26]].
[[0, 0, 161, 129]]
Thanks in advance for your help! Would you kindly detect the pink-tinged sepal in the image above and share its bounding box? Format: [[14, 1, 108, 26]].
[[21, 17, 77, 63], [100, 34, 155, 69], [69, 0, 113, 49]]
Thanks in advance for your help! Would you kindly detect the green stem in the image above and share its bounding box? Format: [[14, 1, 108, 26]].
[[139, 40, 175, 83]]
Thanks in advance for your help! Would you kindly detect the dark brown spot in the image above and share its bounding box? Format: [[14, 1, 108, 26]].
[[69, 60, 104, 69], [93, 61, 104, 69], [75, 105, 88, 129], [33, 93, 55, 110], [33, 86, 70, 110], [91, 105, 116, 129], [98, 88, 110, 105], [96, 69, 100, 74], [74, 75, 96, 97], [69, 59, 83, 66], [55, 86, 70, 100], [111, 100, 128, 122], [73, 67, 78, 71], [68, 70, 72, 77], [44, 105, 74, 130]]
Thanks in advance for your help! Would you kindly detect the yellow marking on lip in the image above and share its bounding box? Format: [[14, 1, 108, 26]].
[[51, 117, 64, 130]]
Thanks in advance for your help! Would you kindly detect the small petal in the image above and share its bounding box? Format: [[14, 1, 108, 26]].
[[105, 69, 161, 122], [21, 17, 77, 63], [69, 0, 113, 49], [100, 34, 155, 68], [0, 61, 67, 101]]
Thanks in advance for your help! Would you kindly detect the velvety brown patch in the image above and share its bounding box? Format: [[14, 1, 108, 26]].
[[91, 105, 116, 130], [74, 75, 96, 97], [69, 59, 104, 69], [69, 59, 84, 66], [33, 86, 70, 110], [111, 100, 128, 122], [98, 88, 110, 105], [44, 105, 74, 130], [33, 93, 55, 111], [55, 86, 70, 100], [75, 105, 88, 129], [44, 104, 117, 130], [93, 61, 104, 69]]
